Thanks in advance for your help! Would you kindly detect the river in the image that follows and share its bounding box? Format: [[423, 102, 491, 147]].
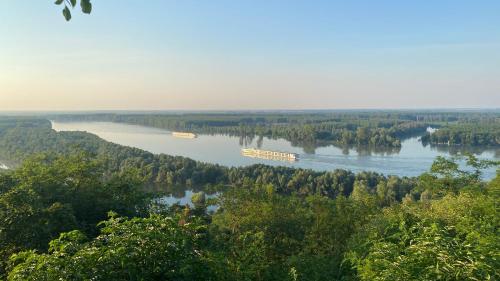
[[51, 121, 499, 179], [158, 190, 219, 212]]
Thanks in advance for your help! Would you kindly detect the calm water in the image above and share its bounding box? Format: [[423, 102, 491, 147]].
[[158, 190, 219, 212], [52, 121, 499, 179]]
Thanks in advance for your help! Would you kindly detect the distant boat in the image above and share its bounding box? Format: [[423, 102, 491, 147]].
[[172, 132, 197, 139], [241, 148, 299, 162]]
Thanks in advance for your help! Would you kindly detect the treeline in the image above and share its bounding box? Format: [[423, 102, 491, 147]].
[[51, 111, 500, 148], [421, 122, 500, 146], [2, 152, 499, 280], [51, 111, 440, 148]]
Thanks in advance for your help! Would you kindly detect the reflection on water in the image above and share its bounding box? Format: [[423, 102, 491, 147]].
[[157, 190, 219, 213], [423, 143, 500, 157], [148, 183, 217, 198], [240, 134, 407, 156], [0, 162, 9, 170], [51, 121, 499, 179], [341, 145, 401, 156]]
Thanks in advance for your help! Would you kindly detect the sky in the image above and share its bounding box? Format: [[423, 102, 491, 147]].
[[1, 0, 499, 111]]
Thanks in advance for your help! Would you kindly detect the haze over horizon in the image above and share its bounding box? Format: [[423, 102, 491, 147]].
[[1, 1, 500, 111]]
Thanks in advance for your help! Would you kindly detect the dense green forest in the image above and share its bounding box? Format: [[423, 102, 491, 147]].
[[1, 148, 498, 280], [421, 122, 500, 146], [0, 116, 499, 280], [51, 111, 500, 148]]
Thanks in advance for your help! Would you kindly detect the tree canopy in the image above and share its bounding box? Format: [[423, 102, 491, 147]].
[[0, 115, 498, 280]]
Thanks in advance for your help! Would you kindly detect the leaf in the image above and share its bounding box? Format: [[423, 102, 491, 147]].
[[81, 0, 92, 14], [63, 6, 72, 21], [70, 0, 77, 7], [54, 0, 64, 5]]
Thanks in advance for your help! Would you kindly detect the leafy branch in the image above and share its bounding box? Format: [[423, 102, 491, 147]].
[[54, 0, 92, 21]]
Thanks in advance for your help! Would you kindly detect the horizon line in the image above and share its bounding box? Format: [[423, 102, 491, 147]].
[[1, 107, 499, 115]]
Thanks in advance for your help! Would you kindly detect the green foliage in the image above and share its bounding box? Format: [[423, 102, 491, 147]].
[[191, 191, 206, 206], [210, 186, 378, 280], [417, 154, 498, 198], [80, 0, 92, 14], [292, 195, 375, 280], [0, 153, 498, 280], [211, 185, 310, 280], [8, 214, 213, 281], [0, 152, 147, 277], [54, 0, 92, 21], [421, 122, 500, 146], [487, 172, 500, 199], [345, 191, 499, 280], [0, 116, 498, 280]]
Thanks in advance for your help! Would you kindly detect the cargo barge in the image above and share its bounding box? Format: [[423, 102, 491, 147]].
[[172, 132, 197, 138], [241, 148, 299, 162]]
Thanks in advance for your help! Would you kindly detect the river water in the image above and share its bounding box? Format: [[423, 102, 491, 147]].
[[52, 121, 499, 179], [158, 190, 219, 212]]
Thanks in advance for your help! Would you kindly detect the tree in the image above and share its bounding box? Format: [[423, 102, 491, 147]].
[[292, 195, 374, 281], [376, 180, 396, 206], [0, 152, 148, 278], [211, 185, 310, 280], [487, 172, 500, 199], [8, 214, 215, 281], [346, 172, 500, 281], [350, 179, 376, 206], [417, 155, 499, 198]]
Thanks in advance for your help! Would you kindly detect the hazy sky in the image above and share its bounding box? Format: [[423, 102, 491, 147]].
[[1, 1, 499, 110]]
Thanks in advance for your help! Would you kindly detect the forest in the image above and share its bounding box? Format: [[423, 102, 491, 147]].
[[421, 122, 500, 146], [0, 140, 498, 280], [50, 111, 500, 148], [0, 116, 499, 280]]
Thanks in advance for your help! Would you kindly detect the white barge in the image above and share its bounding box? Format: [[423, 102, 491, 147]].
[[172, 132, 197, 138], [241, 148, 299, 162]]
